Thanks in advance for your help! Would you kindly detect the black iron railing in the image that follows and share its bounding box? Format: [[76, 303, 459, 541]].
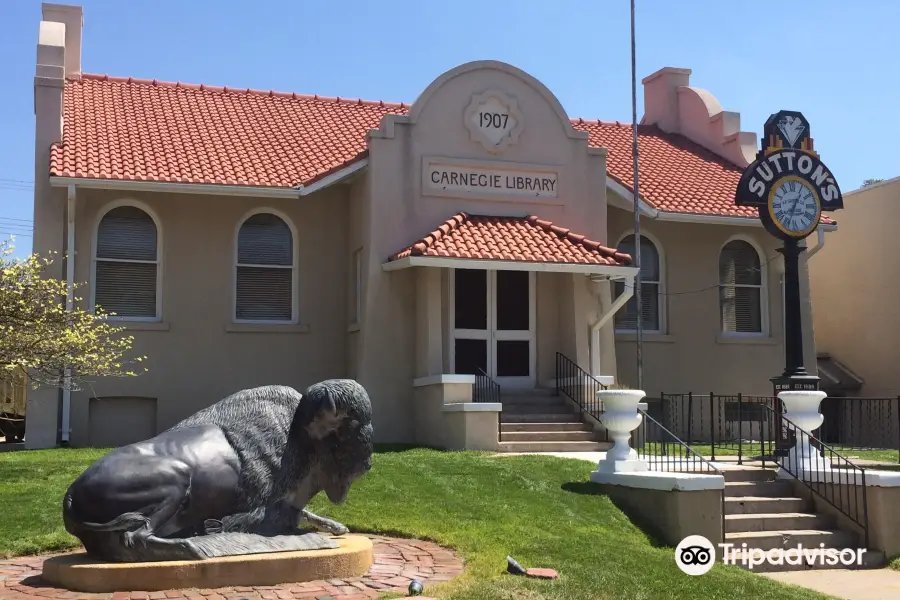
[[633, 408, 724, 475], [758, 402, 869, 549], [474, 368, 502, 441], [649, 393, 900, 465], [820, 396, 900, 464], [633, 408, 726, 537], [555, 352, 606, 422]]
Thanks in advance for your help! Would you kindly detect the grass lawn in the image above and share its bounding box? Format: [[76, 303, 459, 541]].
[[0, 446, 837, 600]]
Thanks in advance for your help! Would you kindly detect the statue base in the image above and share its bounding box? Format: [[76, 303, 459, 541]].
[[42, 535, 373, 592]]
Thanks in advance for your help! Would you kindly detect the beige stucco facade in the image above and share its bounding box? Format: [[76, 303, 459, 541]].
[[25, 4, 825, 450], [809, 177, 900, 397]]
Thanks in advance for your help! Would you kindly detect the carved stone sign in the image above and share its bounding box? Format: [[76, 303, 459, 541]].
[[464, 90, 524, 153], [423, 157, 559, 202]]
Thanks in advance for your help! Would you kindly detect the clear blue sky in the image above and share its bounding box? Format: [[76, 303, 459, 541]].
[[1, 0, 897, 255]]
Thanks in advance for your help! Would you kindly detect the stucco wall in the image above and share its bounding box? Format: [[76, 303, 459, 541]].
[[64, 187, 351, 447], [809, 180, 900, 397], [607, 206, 816, 396]]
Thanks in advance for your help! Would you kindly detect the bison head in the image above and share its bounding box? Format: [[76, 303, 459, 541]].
[[298, 379, 374, 505]]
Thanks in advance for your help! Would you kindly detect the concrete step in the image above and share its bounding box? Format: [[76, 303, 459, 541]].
[[501, 403, 575, 415], [501, 413, 583, 423], [501, 422, 592, 433], [724, 480, 796, 498], [722, 548, 885, 573], [724, 529, 857, 552], [500, 430, 599, 443], [724, 496, 810, 515], [500, 395, 564, 405], [721, 467, 778, 483], [497, 441, 612, 453], [501, 388, 557, 397], [724, 512, 833, 534]]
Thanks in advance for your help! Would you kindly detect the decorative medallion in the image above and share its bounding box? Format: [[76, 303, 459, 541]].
[[463, 90, 525, 154]]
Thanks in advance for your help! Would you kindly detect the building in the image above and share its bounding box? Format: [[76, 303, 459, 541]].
[[26, 3, 828, 449], [809, 176, 900, 398]]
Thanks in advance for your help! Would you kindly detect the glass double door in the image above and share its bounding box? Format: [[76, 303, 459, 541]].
[[452, 268, 535, 388]]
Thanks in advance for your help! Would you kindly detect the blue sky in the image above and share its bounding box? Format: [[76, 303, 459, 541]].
[[1, 0, 897, 255]]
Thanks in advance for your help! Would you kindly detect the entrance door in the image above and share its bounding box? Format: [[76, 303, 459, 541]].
[[451, 268, 535, 388]]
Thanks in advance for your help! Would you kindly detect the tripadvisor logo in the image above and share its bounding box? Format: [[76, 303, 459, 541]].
[[675, 535, 869, 575]]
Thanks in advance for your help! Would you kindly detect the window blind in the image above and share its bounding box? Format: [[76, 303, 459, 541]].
[[719, 240, 763, 333], [614, 235, 661, 331], [236, 213, 293, 321], [94, 206, 158, 318]]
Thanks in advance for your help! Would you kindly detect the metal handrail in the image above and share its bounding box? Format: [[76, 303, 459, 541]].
[[555, 352, 607, 422], [473, 368, 502, 441], [758, 402, 870, 549]]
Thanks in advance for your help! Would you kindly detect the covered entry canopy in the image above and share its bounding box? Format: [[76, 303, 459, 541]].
[[383, 212, 636, 276], [384, 212, 639, 387]]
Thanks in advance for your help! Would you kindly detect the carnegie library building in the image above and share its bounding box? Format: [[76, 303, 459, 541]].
[[27, 3, 826, 449]]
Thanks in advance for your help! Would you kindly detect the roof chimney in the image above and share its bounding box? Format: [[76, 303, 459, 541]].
[[40, 3, 83, 79], [641, 66, 757, 167]]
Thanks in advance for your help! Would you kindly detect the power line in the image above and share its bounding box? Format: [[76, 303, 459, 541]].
[[618, 253, 783, 298], [0, 217, 33, 224]]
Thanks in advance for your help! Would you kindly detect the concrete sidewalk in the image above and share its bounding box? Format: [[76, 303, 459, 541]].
[[764, 568, 900, 600]]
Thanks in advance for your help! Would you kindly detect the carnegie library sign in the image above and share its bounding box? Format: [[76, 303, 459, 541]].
[[422, 157, 560, 201]]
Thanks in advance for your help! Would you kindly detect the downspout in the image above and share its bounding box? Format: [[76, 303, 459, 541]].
[[61, 184, 76, 446], [805, 226, 826, 259], [588, 270, 637, 376]]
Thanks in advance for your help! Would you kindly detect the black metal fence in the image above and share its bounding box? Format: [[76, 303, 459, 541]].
[[633, 408, 724, 475], [645, 393, 900, 464]]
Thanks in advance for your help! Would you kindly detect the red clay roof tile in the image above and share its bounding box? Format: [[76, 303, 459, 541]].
[[389, 213, 632, 266], [51, 74, 824, 222]]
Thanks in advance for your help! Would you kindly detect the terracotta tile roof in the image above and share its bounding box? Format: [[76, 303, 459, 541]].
[[389, 212, 632, 266], [51, 74, 829, 222], [52, 74, 409, 187]]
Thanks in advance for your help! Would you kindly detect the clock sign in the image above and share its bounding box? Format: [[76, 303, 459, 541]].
[[735, 110, 843, 241]]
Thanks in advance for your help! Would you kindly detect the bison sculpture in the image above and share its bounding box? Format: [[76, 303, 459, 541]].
[[62, 379, 374, 562]]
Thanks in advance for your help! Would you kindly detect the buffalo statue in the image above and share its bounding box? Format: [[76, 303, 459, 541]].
[[62, 379, 374, 562]]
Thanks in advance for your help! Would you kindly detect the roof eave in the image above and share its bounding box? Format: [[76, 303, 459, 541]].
[[383, 256, 638, 277]]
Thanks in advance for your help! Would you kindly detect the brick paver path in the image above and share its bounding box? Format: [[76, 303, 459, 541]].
[[0, 535, 463, 600]]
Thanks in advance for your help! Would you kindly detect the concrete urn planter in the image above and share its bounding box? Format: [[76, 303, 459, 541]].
[[778, 390, 827, 469], [598, 389, 647, 461]]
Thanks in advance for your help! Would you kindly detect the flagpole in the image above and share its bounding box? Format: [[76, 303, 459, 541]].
[[630, 0, 643, 389]]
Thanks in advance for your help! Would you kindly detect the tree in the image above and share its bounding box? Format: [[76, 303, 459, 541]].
[[862, 178, 884, 187], [0, 237, 147, 390]]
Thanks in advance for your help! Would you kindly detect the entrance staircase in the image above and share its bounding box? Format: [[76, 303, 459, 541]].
[[722, 466, 884, 572], [497, 389, 612, 453]]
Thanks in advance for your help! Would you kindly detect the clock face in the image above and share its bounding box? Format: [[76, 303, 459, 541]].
[[769, 178, 821, 236]]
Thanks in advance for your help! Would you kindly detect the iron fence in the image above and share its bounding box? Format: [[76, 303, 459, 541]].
[[473, 368, 502, 441]]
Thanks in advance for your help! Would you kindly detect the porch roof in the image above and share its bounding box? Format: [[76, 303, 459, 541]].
[[384, 212, 636, 275]]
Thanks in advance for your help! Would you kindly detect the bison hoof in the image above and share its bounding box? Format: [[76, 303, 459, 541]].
[[320, 519, 349, 536]]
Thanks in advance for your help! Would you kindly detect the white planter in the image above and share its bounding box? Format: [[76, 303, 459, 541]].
[[597, 389, 646, 464], [778, 390, 828, 473]]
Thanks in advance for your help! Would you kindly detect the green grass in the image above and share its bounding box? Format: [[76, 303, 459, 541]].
[[0, 446, 836, 600]]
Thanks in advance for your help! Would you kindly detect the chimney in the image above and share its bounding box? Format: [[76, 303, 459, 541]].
[[40, 3, 83, 78], [641, 66, 757, 167]]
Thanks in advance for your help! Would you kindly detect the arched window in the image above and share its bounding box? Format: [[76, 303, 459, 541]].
[[235, 212, 295, 322], [614, 234, 662, 332], [93, 205, 160, 319], [719, 239, 764, 334]]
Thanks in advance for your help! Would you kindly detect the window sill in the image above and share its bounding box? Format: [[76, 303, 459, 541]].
[[615, 332, 676, 343], [717, 334, 778, 345], [348, 323, 361, 333], [118, 321, 170, 331], [225, 323, 311, 334]]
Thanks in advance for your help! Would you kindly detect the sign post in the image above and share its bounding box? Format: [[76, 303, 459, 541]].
[[735, 111, 843, 448]]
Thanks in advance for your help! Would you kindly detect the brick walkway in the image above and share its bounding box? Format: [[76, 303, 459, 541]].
[[0, 535, 463, 600]]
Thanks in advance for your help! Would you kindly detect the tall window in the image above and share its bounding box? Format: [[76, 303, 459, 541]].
[[719, 239, 764, 334], [614, 234, 662, 332], [94, 205, 159, 319], [235, 212, 294, 322]]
